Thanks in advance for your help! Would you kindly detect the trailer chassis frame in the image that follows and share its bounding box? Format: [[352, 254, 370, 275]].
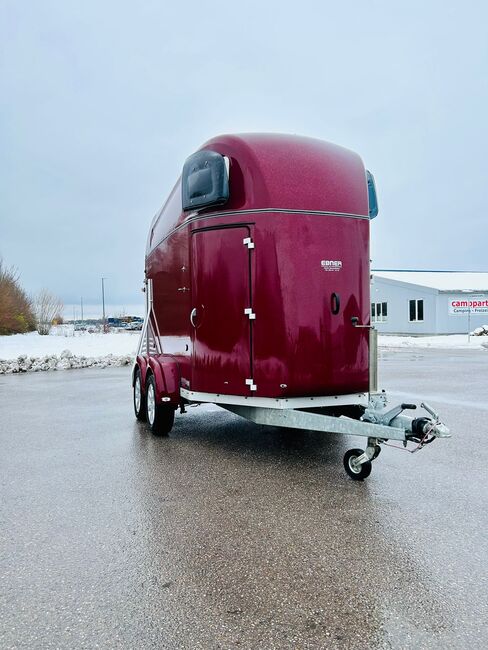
[[220, 392, 450, 480]]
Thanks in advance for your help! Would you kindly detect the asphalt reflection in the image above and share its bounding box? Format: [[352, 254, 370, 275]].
[[1, 351, 486, 649]]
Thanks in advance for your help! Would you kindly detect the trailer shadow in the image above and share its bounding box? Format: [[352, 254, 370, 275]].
[[172, 405, 347, 470]]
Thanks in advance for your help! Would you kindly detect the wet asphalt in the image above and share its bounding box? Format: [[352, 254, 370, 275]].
[[0, 348, 487, 649]]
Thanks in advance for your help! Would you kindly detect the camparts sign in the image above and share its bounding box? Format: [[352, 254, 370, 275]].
[[449, 295, 488, 315]]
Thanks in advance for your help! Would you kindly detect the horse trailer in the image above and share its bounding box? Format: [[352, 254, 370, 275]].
[[133, 133, 449, 480]]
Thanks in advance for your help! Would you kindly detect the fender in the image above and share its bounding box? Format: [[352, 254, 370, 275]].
[[133, 355, 149, 391], [147, 355, 180, 406]]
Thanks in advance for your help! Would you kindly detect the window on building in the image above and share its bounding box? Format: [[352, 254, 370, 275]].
[[409, 299, 424, 322], [371, 302, 388, 322]]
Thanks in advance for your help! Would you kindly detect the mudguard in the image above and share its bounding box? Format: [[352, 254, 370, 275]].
[[133, 355, 148, 388], [146, 355, 180, 405]]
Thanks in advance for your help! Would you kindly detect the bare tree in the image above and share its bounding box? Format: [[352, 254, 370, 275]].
[[35, 289, 64, 335]]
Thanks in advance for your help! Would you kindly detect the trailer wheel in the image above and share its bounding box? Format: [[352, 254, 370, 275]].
[[133, 368, 146, 421], [344, 448, 372, 481], [146, 375, 174, 437]]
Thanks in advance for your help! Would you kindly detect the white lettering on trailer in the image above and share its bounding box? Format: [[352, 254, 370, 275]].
[[321, 260, 342, 271]]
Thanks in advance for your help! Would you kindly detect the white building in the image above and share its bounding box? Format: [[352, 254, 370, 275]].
[[371, 271, 488, 335]]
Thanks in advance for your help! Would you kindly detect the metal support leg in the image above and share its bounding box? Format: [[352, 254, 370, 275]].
[[351, 437, 382, 468]]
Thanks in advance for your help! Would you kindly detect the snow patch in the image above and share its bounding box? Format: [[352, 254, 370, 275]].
[[471, 325, 488, 336], [379, 334, 488, 350], [0, 352, 133, 374], [0, 331, 139, 359], [0, 331, 139, 374]]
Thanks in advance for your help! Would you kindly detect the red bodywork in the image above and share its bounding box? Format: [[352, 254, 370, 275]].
[[137, 134, 371, 403]]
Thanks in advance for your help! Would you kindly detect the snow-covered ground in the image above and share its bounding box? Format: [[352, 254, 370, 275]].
[[0, 331, 140, 374], [0, 331, 140, 359], [0, 330, 487, 375], [379, 334, 488, 350]]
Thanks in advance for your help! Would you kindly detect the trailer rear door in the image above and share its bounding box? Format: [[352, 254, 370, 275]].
[[252, 212, 370, 397], [190, 226, 253, 395]]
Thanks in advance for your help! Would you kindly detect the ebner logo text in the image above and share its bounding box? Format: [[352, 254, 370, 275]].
[[321, 260, 342, 271]]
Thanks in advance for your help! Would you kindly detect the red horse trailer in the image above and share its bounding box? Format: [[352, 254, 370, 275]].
[[133, 134, 449, 480]]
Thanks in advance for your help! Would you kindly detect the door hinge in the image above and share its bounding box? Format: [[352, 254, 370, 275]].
[[243, 237, 255, 249], [244, 308, 256, 320], [245, 378, 257, 391]]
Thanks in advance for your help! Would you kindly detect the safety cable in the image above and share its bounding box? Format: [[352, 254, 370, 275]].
[[383, 419, 438, 454]]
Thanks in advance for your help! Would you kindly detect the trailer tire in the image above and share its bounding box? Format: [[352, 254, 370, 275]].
[[344, 448, 372, 481], [133, 368, 146, 421], [145, 375, 174, 437]]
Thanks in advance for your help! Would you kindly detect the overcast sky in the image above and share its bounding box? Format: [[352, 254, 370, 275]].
[[1, 0, 487, 314]]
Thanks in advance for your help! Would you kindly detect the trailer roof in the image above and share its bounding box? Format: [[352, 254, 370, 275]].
[[200, 133, 369, 216]]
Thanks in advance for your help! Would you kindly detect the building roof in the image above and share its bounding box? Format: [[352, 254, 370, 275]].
[[372, 271, 488, 292]]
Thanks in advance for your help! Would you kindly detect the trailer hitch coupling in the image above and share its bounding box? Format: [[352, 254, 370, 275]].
[[419, 402, 450, 438], [362, 397, 451, 440]]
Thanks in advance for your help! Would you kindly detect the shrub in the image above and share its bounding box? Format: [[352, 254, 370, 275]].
[[0, 260, 36, 335]]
